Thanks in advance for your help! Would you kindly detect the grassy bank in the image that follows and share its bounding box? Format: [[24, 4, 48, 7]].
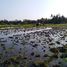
[[0, 24, 67, 29]]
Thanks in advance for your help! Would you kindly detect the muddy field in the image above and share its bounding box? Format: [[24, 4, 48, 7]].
[[0, 28, 67, 67]]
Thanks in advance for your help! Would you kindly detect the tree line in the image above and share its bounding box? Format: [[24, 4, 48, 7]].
[[0, 14, 67, 25]]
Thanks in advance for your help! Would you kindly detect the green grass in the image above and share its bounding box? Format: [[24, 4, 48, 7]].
[[63, 58, 67, 62], [0, 23, 67, 29]]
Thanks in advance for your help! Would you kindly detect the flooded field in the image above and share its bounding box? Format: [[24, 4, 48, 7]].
[[0, 27, 67, 67]]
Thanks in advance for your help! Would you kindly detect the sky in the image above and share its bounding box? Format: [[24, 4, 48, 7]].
[[0, 0, 67, 20]]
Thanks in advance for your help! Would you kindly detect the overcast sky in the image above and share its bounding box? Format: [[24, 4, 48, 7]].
[[0, 0, 67, 20]]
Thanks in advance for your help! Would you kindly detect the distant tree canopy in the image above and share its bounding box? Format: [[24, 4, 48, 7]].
[[0, 14, 67, 25]]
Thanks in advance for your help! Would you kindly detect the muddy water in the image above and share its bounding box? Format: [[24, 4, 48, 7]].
[[0, 28, 67, 67]]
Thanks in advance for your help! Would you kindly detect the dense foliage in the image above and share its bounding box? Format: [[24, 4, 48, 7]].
[[0, 14, 67, 25]]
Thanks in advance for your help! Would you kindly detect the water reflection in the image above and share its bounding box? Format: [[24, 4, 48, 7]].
[[0, 28, 67, 67]]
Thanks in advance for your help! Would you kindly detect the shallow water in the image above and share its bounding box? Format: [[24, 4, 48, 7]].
[[0, 28, 67, 67]]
